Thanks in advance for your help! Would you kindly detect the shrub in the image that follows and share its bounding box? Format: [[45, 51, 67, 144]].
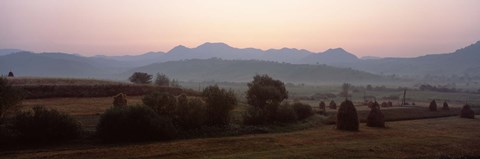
[[442, 101, 449, 110], [96, 106, 176, 142], [10, 106, 82, 143], [203, 85, 237, 126], [243, 106, 266, 125], [154, 73, 170, 86], [429, 100, 437, 111], [381, 102, 388, 107], [329, 100, 337, 109], [142, 92, 177, 116], [275, 103, 298, 123], [318, 101, 326, 114], [460, 105, 475, 119], [0, 77, 24, 123], [246, 74, 288, 110], [113, 93, 127, 107], [366, 102, 385, 128], [387, 101, 393, 107], [129, 72, 152, 84], [336, 100, 359, 131], [292, 102, 314, 120], [175, 96, 206, 130]]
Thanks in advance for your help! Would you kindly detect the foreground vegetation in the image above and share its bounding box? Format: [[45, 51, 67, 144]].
[[1, 116, 478, 159]]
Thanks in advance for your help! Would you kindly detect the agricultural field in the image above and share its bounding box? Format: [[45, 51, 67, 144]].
[[1, 77, 479, 159], [1, 116, 479, 159]]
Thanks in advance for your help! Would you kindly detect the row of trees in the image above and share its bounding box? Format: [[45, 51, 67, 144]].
[[129, 72, 179, 87]]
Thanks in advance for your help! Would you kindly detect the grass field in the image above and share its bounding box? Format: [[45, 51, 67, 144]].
[[1, 116, 478, 159]]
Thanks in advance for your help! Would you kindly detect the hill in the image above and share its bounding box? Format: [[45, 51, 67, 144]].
[[126, 58, 382, 83]]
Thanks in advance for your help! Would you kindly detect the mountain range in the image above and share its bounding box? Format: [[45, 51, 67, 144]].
[[1, 41, 479, 82]]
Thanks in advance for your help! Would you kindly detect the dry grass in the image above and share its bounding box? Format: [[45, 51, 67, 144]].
[[1, 116, 479, 159]]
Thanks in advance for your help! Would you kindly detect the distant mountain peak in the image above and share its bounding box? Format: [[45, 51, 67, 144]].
[[197, 42, 232, 49], [324, 48, 347, 53], [168, 45, 190, 53]]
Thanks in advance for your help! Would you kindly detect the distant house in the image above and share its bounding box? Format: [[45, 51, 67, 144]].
[[8, 70, 14, 77]]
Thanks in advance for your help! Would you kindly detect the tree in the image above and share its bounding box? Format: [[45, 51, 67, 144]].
[[175, 95, 205, 130], [142, 92, 177, 116], [154, 73, 170, 86], [0, 77, 24, 123], [245, 74, 288, 124], [246, 74, 288, 109], [203, 85, 237, 126], [129, 72, 152, 84], [339, 83, 351, 99]]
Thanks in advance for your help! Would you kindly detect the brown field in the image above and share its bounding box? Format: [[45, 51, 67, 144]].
[[1, 116, 479, 159]]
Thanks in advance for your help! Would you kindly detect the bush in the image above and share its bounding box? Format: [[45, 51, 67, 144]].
[[203, 85, 237, 126], [429, 100, 437, 111], [243, 106, 266, 125], [10, 106, 82, 143], [329, 100, 337, 109], [292, 102, 314, 120], [275, 103, 298, 123], [460, 105, 475, 119], [0, 77, 24, 123], [143, 92, 177, 115], [381, 102, 388, 107], [318, 101, 326, 114], [129, 72, 152, 84], [96, 106, 176, 142], [442, 101, 449, 110], [113, 93, 127, 107], [336, 100, 359, 131], [154, 73, 170, 86], [175, 96, 206, 130], [366, 102, 385, 128]]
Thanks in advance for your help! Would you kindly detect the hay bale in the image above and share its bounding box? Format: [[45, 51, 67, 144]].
[[429, 100, 437, 111], [329, 100, 337, 109], [336, 100, 359, 131], [366, 102, 385, 128], [381, 102, 388, 107], [460, 104, 475, 119], [113, 93, 128, 107], [319, 101, 326, 114], [387, 101, 393, 107], [442, 101, 449, 110]]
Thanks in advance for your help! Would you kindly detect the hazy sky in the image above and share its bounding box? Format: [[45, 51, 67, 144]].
[[1, 0, 479, 57]]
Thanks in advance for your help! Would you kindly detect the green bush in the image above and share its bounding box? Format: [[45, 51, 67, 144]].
[[243, 106, 267, 125], [142, 92, 177, 116], [96, 106, 176, 142], [203, 85, 237, 126], [10, 106, 82, 143], [275, 103, 298, 123], [292, 102, 314, 120], [175, 96, 206, 130]]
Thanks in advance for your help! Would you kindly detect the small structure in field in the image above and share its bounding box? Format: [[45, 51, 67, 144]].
[[367, 101, 385, 128], [329, 100, 337, 109], [113, 93, 128, 107], [387, 101, 393, 107], [7, 70, 14, 77], [318, 101, 326, 114], [460, 104, 475, 119], [336, 100, 359, 131], [442, 101, 449, 110], [429, 100, 437, 111], [381, 101, 388, 107]]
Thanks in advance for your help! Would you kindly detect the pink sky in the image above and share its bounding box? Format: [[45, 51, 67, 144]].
[[1, 0, 479, 57]]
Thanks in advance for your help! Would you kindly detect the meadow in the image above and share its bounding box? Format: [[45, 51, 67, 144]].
[[1, 77, 479, 158]]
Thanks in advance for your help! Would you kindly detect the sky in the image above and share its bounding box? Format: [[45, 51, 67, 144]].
[[1, 0, 479, 57]]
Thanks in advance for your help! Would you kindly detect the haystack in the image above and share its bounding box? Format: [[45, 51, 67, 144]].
[[329, 100, 337, 109], [113, 93, 128, 107], [336, 100, 359, 131], [366, 102, 385, 128], [460, 104, 475, 119], [429, 100, 437, 111]]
